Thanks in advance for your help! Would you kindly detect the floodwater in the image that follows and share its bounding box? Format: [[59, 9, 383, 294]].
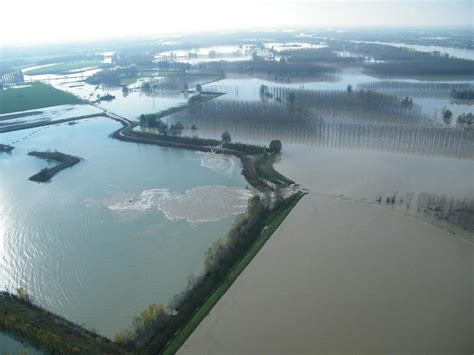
[[181, 193, 473, 354], [0, 104, 103, 132], [0, 333, 42, 354], [351, 40, 474, 60], [180, 67, 474, 353], [25, 70, 189, 121], [0, 117, 251, 339], [181, 144, 474, 354], [204, 71, 474, 125], [2, 49, 473, 353], [155, 45, 253, 64]]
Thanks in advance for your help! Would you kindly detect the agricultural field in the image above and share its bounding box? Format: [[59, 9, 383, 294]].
[[0, 82, 83, 114]]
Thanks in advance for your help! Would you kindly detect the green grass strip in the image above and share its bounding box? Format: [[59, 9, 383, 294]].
[[0, 82, 82, 114]]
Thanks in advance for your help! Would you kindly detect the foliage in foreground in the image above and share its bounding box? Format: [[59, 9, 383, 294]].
[[0, 291, 120, 354]]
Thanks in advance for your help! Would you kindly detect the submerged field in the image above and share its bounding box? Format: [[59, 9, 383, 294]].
[[1, 30, 474, 353], [0, 82, 83, 114]]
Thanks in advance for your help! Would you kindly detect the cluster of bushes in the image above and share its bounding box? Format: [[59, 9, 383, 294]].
[[0, 309, 73, 353], [0, 291, 119, 353], [457, 112, 474, 125], [114, 303, 170, 348], [223, 141, 268, 154], [139, 113, 168, 129], [414, 192, 474, 231]]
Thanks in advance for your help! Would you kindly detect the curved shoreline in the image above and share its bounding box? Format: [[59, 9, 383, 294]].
[[109, 114, 294, 192], [0, 112, 303, 354]]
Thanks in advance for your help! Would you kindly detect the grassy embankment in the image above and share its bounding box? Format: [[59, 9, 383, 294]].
[[28, 151, 81, 182], [0, 292, 123, 354], [0, 82, 83, 114], [23, 60, 102, 76], [158, 191, 305, 355]]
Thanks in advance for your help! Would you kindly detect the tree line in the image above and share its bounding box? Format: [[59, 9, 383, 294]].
[[269, 87, 422, 119]]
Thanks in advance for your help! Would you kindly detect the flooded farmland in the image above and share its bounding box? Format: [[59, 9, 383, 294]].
[[181, 128, 474, 354], [0, 118, 250, 338], [1, 25, 473, 354], [181, 193, 473, 354]]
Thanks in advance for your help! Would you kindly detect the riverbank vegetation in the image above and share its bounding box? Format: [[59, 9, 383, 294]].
[[0, 291, 122, 353], [28, 151, 81, 182], [114, 191, 305, 353], [0, 82, 83, 114], [109, 115, 304, 353]]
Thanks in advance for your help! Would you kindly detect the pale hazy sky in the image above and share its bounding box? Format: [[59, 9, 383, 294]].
[[0, 0, 472, 46]]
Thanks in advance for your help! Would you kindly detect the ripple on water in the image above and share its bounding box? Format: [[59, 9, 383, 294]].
[[108, 186, 253, 223], [197, 151, 238, 176]]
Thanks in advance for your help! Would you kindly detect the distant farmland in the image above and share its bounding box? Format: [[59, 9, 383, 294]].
[[23, 60, 102, 75], [0, 82, 83, 114]]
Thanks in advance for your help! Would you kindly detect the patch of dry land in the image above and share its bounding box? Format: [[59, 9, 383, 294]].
[[180, 146, 474, 354]]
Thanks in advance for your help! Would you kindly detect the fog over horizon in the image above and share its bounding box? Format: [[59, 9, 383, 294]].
[[0, 0, 472, 47]]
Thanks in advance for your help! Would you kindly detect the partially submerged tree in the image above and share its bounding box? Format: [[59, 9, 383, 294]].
[[221, 130, 231, 143], [269, 140, 282, 153], [442, 108, 453, 126]]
